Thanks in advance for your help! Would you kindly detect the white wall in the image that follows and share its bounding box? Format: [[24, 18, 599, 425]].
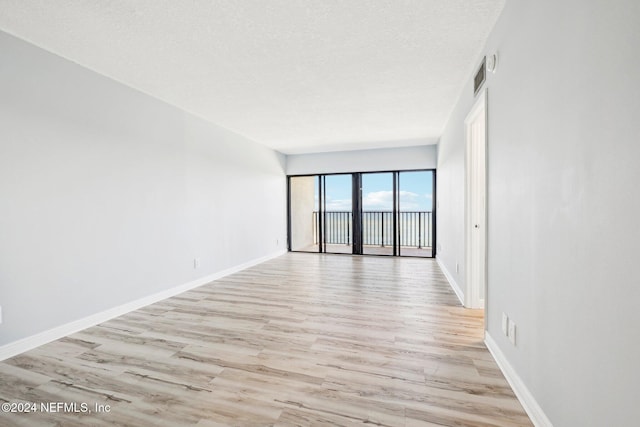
[[0, 31, 287, 347], [287, 145, 436, 175], [437, 0, 640, 425]]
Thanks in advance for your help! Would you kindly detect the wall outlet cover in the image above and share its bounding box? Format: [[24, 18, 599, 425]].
[[508, 320, 517, 345], [501, 313, 508, 336]]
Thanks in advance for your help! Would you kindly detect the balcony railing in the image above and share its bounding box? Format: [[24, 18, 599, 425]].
[[313, 211, 433, 248]]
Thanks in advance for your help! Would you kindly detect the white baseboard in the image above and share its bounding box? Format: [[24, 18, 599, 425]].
[[485, 332, 553, 427], [435, 255, 464, 305], [0, 249, 286, 361]]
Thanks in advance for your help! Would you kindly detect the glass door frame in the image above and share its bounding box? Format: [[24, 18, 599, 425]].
[[287, 168, 437, 258], [356, 171, 399, 256]]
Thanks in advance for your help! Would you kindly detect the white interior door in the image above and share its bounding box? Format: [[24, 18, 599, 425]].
[[465, 90, 487, 309]]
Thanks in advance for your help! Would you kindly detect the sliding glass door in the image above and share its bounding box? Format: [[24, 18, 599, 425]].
[[397, 170, 434, 257], [288, 170, 435, 258], [289, 175, 319, 252], [361, 172, 396, 256], [321, 174, 353, 254]]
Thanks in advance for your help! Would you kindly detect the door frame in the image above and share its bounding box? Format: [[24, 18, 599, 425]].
[[287, 169, 437, 258], [464, 88, 488, 309], [359, 171, 397, 256]]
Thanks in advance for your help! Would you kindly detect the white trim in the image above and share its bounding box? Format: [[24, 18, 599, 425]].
[[436, 255, 464, 306], [485, 332, 554, 427], [0, 250, 286, 361]]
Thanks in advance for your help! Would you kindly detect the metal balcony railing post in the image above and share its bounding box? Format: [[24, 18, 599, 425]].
[[381, 212, 385, 247], [418, 212, 422, 249]]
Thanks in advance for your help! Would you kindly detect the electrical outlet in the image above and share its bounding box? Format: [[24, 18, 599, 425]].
[[455, 262, 459, 274], [502, 313, 509, 336], [194, 258, 201, 269], [508, 320, 517, 345]]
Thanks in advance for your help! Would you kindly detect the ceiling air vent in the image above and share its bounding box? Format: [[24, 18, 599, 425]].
[[474, 56, 486, 96]]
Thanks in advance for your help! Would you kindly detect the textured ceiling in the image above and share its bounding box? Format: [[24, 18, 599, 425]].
[[0, 0, 505, 154]]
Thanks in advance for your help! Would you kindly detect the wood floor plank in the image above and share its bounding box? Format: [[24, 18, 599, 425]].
[[0, 253, 531, 426]]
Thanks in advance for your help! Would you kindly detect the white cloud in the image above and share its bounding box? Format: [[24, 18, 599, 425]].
[[362, 190, 427, 211], [398, 191, 423, 210], [325, 198, 352, 211], [316, 191, 432, 211], [362, 190, 393, 210]]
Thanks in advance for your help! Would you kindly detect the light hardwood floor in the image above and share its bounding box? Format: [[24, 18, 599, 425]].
[[0, 253, 532, 426]]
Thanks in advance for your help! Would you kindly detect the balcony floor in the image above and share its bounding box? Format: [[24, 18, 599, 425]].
[[300, 244, 433, 257]]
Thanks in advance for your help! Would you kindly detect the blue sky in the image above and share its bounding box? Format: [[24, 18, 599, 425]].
[[318, 171, 433, 211]]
